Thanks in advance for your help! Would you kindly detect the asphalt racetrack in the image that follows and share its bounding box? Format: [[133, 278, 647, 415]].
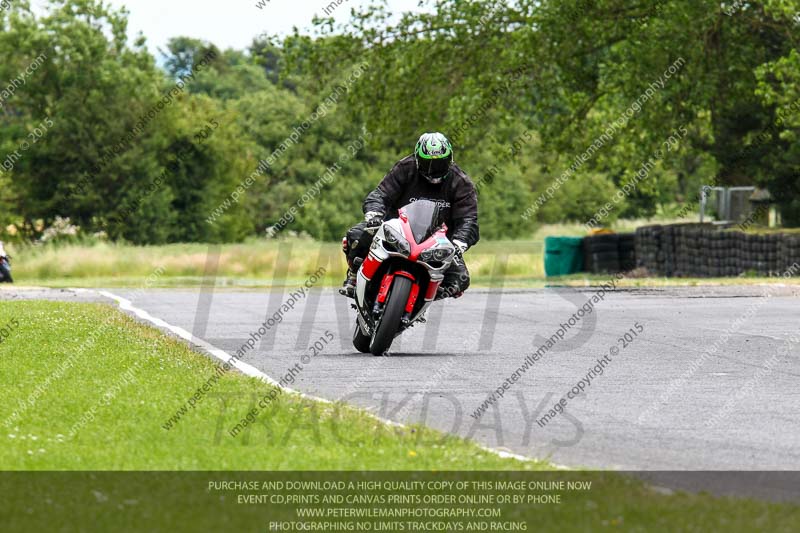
[[7, 284, 800, 498], [106, 285, 800, 469]]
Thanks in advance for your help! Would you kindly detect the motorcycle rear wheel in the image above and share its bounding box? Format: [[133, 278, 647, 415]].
[[369, 275, 413, 356]]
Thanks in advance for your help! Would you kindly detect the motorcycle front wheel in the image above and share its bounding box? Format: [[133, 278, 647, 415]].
[[369, 275, 413, 356]]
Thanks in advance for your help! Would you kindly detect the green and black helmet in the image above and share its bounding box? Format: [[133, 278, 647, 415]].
[[414, 132, 453, 184]]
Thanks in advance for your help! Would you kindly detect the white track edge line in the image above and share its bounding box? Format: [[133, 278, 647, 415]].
[[92, 288, 568, 469]]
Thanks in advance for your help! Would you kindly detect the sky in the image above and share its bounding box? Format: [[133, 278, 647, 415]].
[[71, 0, 420, 56]]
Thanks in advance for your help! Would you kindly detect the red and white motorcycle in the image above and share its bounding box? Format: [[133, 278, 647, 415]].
[[352, 200, 457, 355]]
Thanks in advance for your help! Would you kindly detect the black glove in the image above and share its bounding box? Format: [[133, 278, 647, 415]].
[[365, 211, 384, 227]]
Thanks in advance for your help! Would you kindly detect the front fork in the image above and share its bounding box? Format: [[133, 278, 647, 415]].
[[373, 270, 421, 325]]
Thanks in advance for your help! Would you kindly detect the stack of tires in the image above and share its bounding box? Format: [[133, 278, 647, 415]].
[[619, 233, 636, 271], [780, 234, 800, 273], [582, 233, 636, 274], [634, 225, 662, 274], [576, 225, 800, 278], [675, 225, 699, 277], [634, 223, 800, 278], [707, 229, 726, 277], [739, 233, 771, 276], [764, 234, 778, 275], [740, 233, 757, 274], [720, 231, 741, 276], [656, 225, 677, 277], [694, 225, 712, 276], [583, 234, 619, 273]]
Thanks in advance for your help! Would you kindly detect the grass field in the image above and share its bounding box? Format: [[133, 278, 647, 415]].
[[7, 220, 800, 288], [1, 300, 799, 531]]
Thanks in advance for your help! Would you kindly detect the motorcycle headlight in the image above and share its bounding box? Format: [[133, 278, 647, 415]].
[[433, 247, 454, 261], [382, 226, 410, 255], [420, 246, 454, 264]]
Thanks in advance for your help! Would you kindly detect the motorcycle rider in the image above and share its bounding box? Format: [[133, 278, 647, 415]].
[[341, 132, 479, 299]]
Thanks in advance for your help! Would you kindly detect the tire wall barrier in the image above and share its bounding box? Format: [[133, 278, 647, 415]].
[[634, 224, 800, 277], [582, 233, 636, 274]]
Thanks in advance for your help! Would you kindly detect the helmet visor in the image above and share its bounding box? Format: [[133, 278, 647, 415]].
[[418, 157, 451, 181]]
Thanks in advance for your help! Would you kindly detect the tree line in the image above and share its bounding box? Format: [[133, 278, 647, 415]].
[[1, 0, 798, 245]]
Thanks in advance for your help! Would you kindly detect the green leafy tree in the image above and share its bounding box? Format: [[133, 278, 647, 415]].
[[0, 0, 163, 236], [294, 0, 800, 225]]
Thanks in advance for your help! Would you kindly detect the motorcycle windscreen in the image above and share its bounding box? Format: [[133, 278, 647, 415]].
[[400, 199, 443, 244]]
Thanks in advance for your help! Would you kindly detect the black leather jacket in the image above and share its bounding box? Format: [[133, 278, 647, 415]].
[[362, 155, 480, 247]]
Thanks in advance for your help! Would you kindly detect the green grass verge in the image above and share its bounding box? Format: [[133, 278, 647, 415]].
[[1, 301, 799, 531], [0, 300, 545, 470], [0, 221, 649, 286], [9, 238, 553, 288], [8, 220, 800, 289], [9, 239, 800, 290]]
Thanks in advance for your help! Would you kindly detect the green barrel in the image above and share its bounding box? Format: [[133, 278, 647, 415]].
[[544, 236, 585, 277]]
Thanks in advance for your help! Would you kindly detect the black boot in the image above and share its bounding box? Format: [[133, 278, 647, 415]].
[[339, 269, 357, 298], [435, 284, 463, 301]]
